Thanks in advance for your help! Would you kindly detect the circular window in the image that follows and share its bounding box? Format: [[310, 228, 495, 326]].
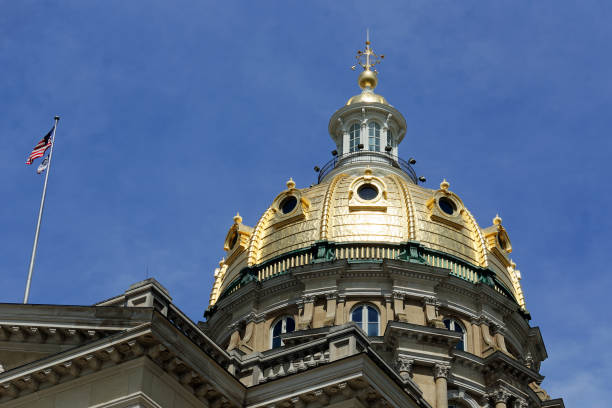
[[228, 231, 238, 250], [357, 184, 378, 200], [438, 197, 456, 215], [280, 196, 298, 214]]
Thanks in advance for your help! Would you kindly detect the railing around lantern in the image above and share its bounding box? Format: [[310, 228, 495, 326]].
[[317, 151, 418, 184]]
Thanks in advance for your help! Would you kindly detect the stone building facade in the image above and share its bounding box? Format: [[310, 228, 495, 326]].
[[0, 40, 564, 408]]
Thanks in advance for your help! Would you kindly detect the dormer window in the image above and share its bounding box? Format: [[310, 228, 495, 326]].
[[349, 123, 361, 152], [368, 122, 381, 151]]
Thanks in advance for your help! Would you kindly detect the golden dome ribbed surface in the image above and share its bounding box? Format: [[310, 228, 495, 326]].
[[346, 90, 389, 106], [216, 169, 522, 307]]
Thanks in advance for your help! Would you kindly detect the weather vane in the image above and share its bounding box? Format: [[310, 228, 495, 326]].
[[352, 29, 384, 72]]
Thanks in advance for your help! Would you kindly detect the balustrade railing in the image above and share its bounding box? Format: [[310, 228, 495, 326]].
[[317, 151, 418, 184], [217, 241, 515, 303]]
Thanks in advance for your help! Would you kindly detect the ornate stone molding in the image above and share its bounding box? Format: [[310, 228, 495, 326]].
[[395, 356, 413, 379], [433, 363, 451, 379], [513, 398, 529, 408], [488, 387, 512, 404]]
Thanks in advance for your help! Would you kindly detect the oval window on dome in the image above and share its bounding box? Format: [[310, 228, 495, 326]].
[[497, 233, 508, 251], [228, 230, 238, 250], [438, 197, 456, 215], [357, 184, 378, 201], [280, 196, 298, 214]]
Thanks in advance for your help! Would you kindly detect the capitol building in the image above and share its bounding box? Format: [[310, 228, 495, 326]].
[[0, 39, 564, 408]]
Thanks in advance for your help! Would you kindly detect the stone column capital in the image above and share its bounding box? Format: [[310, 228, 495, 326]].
[[395, 356, 414, 379], [488, 387, 512, 404], [302, 295, 315, 303], [325, 292, 337, 301], [423, 296, 438, 305], [513, 398, 529, 408], [433, 363, 451, 379]]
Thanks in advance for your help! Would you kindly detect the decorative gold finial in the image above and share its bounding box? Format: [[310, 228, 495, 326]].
[[286, 177, 296, 190], [440, 179, 450, 190], [493, 214, 502, 225], [233, 212, 242, 225], [352, 29, 384, 90], [219, 258, 225, 267]]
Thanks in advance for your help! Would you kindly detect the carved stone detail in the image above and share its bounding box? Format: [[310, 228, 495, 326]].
[[513, 398, 529, 408], [395, 356, 413, 379], [433, 363, 451, 379], [488, 387, 512, 404]]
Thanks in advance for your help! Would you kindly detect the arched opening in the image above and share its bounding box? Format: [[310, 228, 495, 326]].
[[368, 122, 381, 152], [350, 304, 380, 336], [349, 123, 361, 152], [270, 316, 295, 349], [443, 318, 466, 351]]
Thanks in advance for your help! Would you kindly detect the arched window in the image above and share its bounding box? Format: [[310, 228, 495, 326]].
[[270, 316, 295, 349], [443, 318, 466, 351], [368, 122, 381, 151], [350, 304, 380, 336], [349, 123, 361, 152]]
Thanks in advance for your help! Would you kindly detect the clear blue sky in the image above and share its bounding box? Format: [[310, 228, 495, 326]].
[[1, 2, 609, 405]]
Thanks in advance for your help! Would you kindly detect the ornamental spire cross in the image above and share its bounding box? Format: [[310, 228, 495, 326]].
[[352, 29, 384, 72]]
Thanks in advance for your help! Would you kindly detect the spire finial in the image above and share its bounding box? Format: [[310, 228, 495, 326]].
[[352, 30, 384, 90], [233, 212, 242, 224]]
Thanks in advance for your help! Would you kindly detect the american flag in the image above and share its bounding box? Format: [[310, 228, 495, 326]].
[[26, 127, 54, 165]]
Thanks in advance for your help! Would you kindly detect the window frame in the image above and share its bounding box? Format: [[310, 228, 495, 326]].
[[443, 318, 467, 351], [349, 123, 361, 152], [270, 315, 295, 349], [367, 121, 381, 152], [349, 303, 380, 336]]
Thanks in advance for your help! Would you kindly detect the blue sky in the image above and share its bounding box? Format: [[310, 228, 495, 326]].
[[1, 1, 610, 405]]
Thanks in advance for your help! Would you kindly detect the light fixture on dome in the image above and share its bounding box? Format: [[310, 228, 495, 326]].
[[331, 150, 338, 156], [385, 145, 392, 152], [358, 143, 364, 150], [314, 166, 320, 172], [409, 158, 416, 165], [418, 176, 426, 183]]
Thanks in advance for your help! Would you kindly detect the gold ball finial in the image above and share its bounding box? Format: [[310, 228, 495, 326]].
[[219, 257, 226, 267], [358, 70, 378, 90], [440, 179, 450, 190], [286, 178, 296, 190], [493, 214, 502, 225], [233, 212, 242, 225]]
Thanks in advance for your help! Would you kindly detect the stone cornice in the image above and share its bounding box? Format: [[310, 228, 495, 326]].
[[0, 311, 244, 407], [385, 321, 462, 350]]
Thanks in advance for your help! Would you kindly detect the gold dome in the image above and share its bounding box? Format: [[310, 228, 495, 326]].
[[214, 170, 526, 309], [346, 89, 390, 106]]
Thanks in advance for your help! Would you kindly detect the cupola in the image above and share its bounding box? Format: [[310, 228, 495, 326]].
[[325, 35, 412, 184]]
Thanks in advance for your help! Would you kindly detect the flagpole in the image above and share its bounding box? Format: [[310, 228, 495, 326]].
[[23, 116, 60, 304]]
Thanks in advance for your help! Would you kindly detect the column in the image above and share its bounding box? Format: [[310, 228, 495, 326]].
[[471, 319, 482, 356], [395, 355, 413, 380], [342, 129, 349, 155], [334, 295, 345, 325], [489, 388, 511, 408], [361, 121, 368, 150], [433, 363, 450, 408]]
